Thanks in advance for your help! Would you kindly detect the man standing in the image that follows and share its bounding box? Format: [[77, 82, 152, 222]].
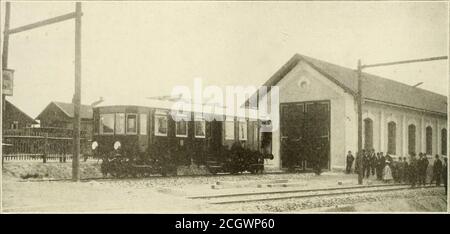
[[409, 153, 418, 188], [403, 157, 409, 184], [418, 153, 429, 186], [431, 154, 443, 186], [378, 152, 386, 180], [363, 150, 371, 178], [375, 153, 381, 179], [396, 157, 404, 183], [346, 150, 354, 174], [370, 149, 377, 176], [443, 157, 447, 195]]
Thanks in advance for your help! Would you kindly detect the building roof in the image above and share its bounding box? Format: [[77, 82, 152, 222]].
[[37, 102, 93, 120], [257, 53, 447, 115], [4, 100, 38, 124]]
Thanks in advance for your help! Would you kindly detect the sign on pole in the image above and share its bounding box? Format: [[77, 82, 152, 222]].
[[2, 69, 14, 96]]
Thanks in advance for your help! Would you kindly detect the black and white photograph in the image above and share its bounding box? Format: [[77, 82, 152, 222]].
[[1, 0, 448, 217]]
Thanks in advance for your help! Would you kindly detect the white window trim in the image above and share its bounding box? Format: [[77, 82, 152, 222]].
[[100, 113, 114, 135], [194, 118, 206, 138], [140, 113, 148, 135], [115, 113, 126, 135], [154, 114, 168, 136], [175, 119, 188, 138], [126, 113, 138, 135], [238, 119, 248, 141], [225, 120, 235, 140]]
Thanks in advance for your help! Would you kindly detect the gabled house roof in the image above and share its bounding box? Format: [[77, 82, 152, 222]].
[[254, 54, 447, 115], [36, 101, 93, 120], [4, 100, 38, 124]]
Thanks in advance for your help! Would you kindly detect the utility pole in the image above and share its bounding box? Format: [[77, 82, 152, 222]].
[[356, 55, 447, 185], [2, 2, 11, 112], [72, 2, 82, 181], [357, 59, 363, 185], [2, 2, 83, 181]]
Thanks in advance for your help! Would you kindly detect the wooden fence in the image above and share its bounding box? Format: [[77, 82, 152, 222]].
[[2, 128, 92, 163]]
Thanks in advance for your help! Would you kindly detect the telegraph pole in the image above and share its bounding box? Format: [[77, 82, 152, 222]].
[[357, 60, 363, 185], [2, 2, 11, 112], [2, 2, 83, 181], [72, 2, 82, 181]]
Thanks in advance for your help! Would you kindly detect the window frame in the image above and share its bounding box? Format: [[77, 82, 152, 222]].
[[441, 128, 447, 156], [115, 113, 126, 135], [408, 124, 416, 155], [175, 119, 188, 138], [194, 115, 206, 138], [387, 121, 396, 155], [99, 113, 115, 135], [238, 118, 248, 141], [224, 116, 235, 140], [363, 118, 373, 150], [426, 126, 433, 155], [140, 113, 148, 135], [154, 113, 168, 137], [126, 113, 138, 135]]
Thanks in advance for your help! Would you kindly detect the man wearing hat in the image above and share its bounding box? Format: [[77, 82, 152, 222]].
[[409, 153, 418, 188], [443, 157, 447, 194], [431, 154, 443, 186]]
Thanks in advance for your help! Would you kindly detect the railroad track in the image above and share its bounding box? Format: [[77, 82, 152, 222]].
[[188, 184, 443, 205]]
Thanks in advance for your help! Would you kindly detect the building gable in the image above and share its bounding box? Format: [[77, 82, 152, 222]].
[[2, 100, 37, 130], [276, 60, 346, 103], [36, 102, 72, 127]]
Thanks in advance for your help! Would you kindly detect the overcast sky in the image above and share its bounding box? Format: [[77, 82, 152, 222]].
[[1, 1, 448, 118]]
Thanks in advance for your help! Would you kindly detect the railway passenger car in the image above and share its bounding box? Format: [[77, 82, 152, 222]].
[[91, 99, 272, 177]]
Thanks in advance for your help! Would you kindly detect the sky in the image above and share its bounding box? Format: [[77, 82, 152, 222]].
[[1, 1, 448, 118]]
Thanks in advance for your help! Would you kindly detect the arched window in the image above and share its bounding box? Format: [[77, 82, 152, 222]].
[[387, 121, 396, 155], [364, 118, 373, 150], [426, 126, 432, 155], [408, 124, 416, 155], [441, 128, 447, 156]]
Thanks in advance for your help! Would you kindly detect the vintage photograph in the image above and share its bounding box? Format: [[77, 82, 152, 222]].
[[1, 1, 448, 214]]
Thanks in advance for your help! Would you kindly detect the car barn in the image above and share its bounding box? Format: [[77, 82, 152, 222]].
[[251, 54, 447, 172]]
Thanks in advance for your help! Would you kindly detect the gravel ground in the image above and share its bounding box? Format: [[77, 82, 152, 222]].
[[224, 187, 447, 212], [2, 166, 447, 213]]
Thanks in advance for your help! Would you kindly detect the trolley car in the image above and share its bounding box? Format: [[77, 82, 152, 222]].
[[91, 99, 273, 177]]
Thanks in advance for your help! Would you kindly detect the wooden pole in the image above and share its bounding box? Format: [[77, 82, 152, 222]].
[[362, 56, 448, 69], [2, 2, 11, 112], [357, 59, 363, 185], [72, 2, 82, 181], [6, 12, 78, 35]]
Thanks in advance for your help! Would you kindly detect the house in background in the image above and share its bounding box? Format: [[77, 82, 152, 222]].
[[36, 101, 93, 139], [2, 99, 37, 130]]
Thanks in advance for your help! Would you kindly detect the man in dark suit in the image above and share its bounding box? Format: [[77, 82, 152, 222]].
[[363, 150, 371, 178], [443, 157, 447, 195], [345, 150, 354, 174], [370, 149, 377, 176], [409, 153, 418, 188], [431, 154, 443, 186], [377, 152, 386, 180], [418, 153, 429, 186]]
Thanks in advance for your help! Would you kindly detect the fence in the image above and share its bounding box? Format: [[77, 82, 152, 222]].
[[2, 128, 92, 163]]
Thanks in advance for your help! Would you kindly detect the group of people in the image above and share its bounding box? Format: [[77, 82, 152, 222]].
[[346, 149, 447, 193]]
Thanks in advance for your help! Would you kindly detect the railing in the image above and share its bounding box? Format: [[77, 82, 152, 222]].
[[2, 128, 92, 163]]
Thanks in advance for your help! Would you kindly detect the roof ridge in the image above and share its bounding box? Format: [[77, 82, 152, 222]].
[[296, 53, 447, 99]]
